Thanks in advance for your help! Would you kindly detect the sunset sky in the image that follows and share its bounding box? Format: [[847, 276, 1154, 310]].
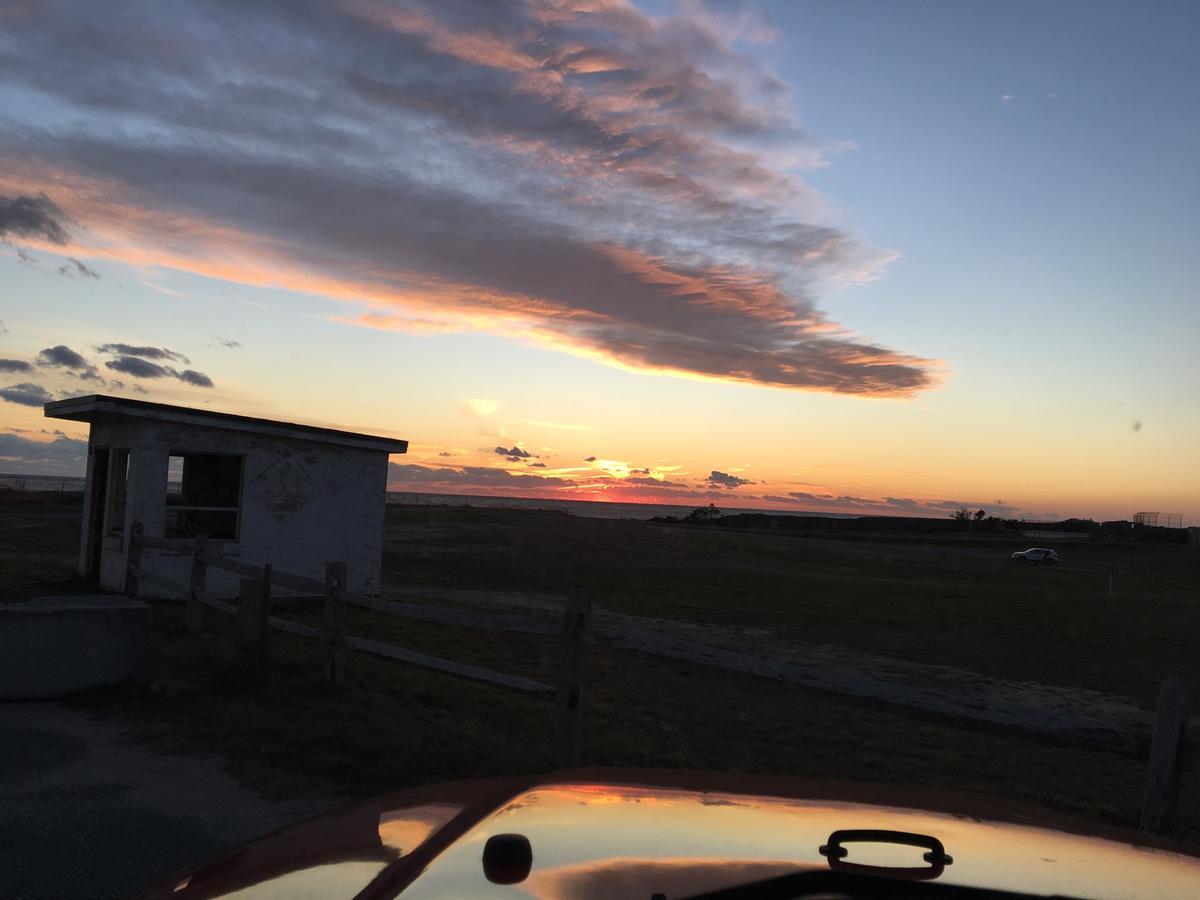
[[1, 0, 1197, 522]]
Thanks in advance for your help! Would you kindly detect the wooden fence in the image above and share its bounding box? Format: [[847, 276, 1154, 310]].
[[125, 522, 1196, 834], [126, 522, 590, 766]]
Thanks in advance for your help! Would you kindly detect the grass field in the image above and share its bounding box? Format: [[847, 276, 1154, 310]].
[[381, 505, 1200, 707], [3, 492, 1198, 840]]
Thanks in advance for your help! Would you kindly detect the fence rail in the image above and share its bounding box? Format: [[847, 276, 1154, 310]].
[[349, 592, 1197, 765], [0, 474, 85, 492], [126, 522, 582, 765], [125, 522, 1196, 835]]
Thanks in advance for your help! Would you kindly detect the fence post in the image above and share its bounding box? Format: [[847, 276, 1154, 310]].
[[322, 561, 347, 685], [261, 563, 272, 665], [238, 577, 268, 674], [186, 536, 208, 630], [126, 521, 143, 600], [553, 589, 591, 768], [1140, 676, 1192, 834]]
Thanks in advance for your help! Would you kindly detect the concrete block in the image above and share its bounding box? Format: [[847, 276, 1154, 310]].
[[0, 596, 151, 699]]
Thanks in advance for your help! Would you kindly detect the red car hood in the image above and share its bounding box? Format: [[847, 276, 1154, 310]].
[[141, 768, 1200, 899]]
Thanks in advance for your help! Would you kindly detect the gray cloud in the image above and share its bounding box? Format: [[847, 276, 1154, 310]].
[[176, 369, 214, 387], [528, 461, 546, 468], [0, 359, 34, 373], [215, 338, 242, 349], [104, 355, 214, 388], [923, 499, 1015, 516], [494, 445, 532, 460], [37, 345, 90, 370], [388, 462, 569, 489], [707, 470, 753, 488], [96, 343, 190, 364], [0, 1, 936, 397], [58, 257, 99, 278], [105, 356, 166, 379], [0, 432, 88, 473], [0, 320, 7, 334], [0, 193, 70, 245], [767, 490, 1024, 519], [0, 382, 54, 407], [584, 456, 597, 462]]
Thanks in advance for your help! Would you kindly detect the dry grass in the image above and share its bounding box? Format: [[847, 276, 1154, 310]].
[[0, 491, 94, 601], [4, 495, 1198, 839], [380, 505, 1200, 706]]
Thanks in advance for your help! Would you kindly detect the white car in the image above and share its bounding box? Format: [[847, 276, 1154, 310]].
[[1012, 547, 1058, 564]]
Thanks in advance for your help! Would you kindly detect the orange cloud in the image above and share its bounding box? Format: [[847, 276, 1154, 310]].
[[0, 1, 941, 397]]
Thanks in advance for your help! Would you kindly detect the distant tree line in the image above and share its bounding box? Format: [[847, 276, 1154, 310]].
[[653, 508, 1189, 544]]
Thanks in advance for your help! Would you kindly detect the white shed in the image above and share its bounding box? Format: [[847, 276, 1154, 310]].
[[45, 395, 407, 599]]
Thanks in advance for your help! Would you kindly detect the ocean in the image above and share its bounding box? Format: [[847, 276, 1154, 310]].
[[0, 473, 86, 492], [0, 473, 852, 522], [385, 491, 855, 521]]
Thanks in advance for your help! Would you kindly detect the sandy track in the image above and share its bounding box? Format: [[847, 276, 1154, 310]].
[[389, 586, 1164, 756]]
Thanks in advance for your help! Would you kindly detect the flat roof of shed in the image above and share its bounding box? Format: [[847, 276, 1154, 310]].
[[45, 395, 408, 454]]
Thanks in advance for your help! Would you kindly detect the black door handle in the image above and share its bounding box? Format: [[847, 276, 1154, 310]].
[[819, 829, 953, 880]]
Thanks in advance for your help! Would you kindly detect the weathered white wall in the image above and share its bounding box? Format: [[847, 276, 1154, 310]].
[[84, 417, 390, 599], [77, 430, 98, 575]]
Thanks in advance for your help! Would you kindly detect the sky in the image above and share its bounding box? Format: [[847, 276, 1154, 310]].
[[0, 0, 1197, 523]]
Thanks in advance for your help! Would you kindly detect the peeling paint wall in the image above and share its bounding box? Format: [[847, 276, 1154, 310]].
[[83, 417, 390, 599]]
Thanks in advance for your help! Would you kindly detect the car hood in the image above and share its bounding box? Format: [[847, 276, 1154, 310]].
[[140, 768, 1200, 900]]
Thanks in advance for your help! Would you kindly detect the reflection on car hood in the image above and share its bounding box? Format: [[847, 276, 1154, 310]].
[[140, 768, 1200, 900]]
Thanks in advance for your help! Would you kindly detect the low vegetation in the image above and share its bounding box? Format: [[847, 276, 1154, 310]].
[[3, 494, 1197, 839]]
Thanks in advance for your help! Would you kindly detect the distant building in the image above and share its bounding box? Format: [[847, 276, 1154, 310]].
[[45, 395, 407, 599], [1133, 511, 1183, 528]]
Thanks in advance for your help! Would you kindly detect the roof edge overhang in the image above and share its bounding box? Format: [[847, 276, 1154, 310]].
[[45, 395, 408, 455]]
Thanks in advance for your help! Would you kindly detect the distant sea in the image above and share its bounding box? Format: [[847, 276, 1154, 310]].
[[386, 490, 857, 521], [0, 473, 854, 522], [0, 472, 86, 492]]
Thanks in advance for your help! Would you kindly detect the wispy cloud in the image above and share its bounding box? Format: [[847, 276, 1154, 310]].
[[58, 256, 98, 278], [763, 490, 1026, 519], [389, 462, 569, 490], [0, 1, 938, 397], [707, 469, 754, 489], [37, 345, 94, 374], [93, 342, 213, 387], [0, 382, 53, 407], [464, 398, 499, 417], [494, 444, 532, 461], [0, 432, 88, 472], [139, 279, 184, 298], [523, 418, 595, 432], [0, 193, 70, 245], [103, 355, 214, 388], [96, 343, 190, 364]]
